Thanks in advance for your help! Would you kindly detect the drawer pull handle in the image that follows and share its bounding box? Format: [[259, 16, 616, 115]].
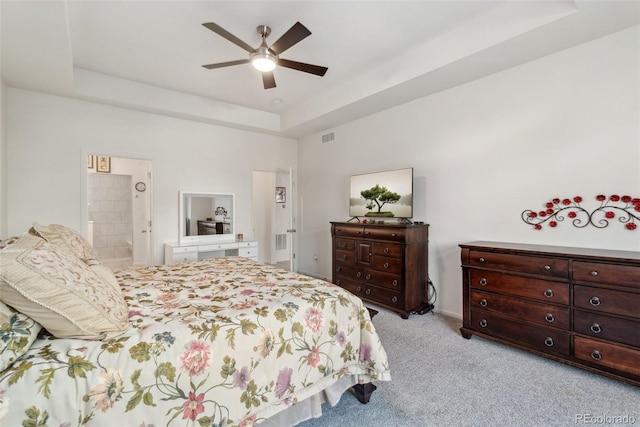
[[544, 337, 554, 347], [589, 296, 601, 306], [479, 257, 486, 263], [591, 271, 598, 276], [342, 255, 347, 260], [545, 313, 555, 323], [544, 289, 554, 298], [383, 262, 390, 269], [479, 319, 488, 328], [391, 233, 397, 237], [365, 274, 371, 280], [392, 280, 398, 287], [544, 265, 551, 271], [364, 232, 369, 235], [340, 242, 346, 248], [356, 272, 362, 278], [591, 350, 602, 361], [384, 248, 389, 254], [480, 299, 488, 307], [392, 296, 398, 303], [590, 323, 602, 334], [479, 278, 487, 286], [336, 267, 341, 272], [365, 289, 371, 295], [356, 286, 362, 292], [337, 280, 342, 285]]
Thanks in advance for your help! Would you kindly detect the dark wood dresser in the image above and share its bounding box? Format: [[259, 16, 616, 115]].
[[460, 241, 640, 386], [331, 222, 429, 318]]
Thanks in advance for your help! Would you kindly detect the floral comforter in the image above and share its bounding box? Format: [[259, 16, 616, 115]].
[[0, 257, 390, 426]]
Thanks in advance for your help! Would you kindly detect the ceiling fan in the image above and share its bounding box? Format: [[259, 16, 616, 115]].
[[202, 21, 328, 89]]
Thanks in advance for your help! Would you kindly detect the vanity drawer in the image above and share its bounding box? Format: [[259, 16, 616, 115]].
[[573, 261, 640, 290], [199, 242, 236, 252], [574, 285, 640, 318], [238, 247, 258, 259], [470, 290, 569, 330], [469, 270, 569, 305], [471, 309, 570, 356], [469, 250, 568, 279], [574, 310, 640, 348], [574, 336, 640, 377]]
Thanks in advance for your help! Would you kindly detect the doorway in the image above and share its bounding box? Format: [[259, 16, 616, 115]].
[[251, 169, 295, 271], [86, 155, 153, 268]]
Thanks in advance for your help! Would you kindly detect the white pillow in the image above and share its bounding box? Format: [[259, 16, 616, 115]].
[[0, 234, 129, 340], [29, 223, 98, 262]]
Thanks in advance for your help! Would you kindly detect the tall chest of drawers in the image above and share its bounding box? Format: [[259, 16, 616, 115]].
[[460, 241, 640, 386], [331, 222, 429, 318]]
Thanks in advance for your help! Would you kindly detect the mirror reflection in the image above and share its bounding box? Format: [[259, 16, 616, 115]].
[[179, 191, 235, 244]]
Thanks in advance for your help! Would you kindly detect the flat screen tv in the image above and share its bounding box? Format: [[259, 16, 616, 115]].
[[349, 167, 413, 219]]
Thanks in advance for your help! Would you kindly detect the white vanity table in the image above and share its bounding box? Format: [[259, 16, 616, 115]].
[[164, 240, 258, 264]]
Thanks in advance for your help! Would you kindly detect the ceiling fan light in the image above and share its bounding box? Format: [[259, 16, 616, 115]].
[[251, 54, 277, 72]]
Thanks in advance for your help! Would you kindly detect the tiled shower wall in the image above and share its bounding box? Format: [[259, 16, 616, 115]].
[[88, 173, 132, 267]]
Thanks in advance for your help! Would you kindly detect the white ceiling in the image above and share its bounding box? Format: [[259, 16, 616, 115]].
[[2, 1, 639, 138]]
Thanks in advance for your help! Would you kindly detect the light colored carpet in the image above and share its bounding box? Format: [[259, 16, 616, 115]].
[[298, 308, 639, 426]]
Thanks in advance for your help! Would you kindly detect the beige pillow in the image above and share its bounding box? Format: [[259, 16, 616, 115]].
[[29, 223, 98, 262], [0, 234, 129, 340]]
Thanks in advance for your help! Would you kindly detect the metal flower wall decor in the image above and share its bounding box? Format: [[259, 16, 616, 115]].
[[522, 195, 639, 231]]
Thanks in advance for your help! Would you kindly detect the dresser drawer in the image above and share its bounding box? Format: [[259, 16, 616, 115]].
[[238, 247, 258, 259], [363, 227, 406, 242], [469, 250, 568, 279], [371, 242, 403, 257], [470, 309, 570, 356], [335, 238, 355, 250], [574, 310, 640, 348], [364, 285, 403, 308], [371, 255, 402, 274], [469, 270, 569, 305], [335, 249, 355, 264], [363, 268, 403, 291], [470, 290, 569, 330], [574, 285, 640, 318], [335, 264, 364, 281], [333, 225, 364, 238], [573, 261, 640, 290], [574, 336, 640, 377]]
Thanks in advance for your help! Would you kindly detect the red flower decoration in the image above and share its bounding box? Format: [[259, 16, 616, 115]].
[[546, 208, 554, 215], [610, 194, 620, 202], [552, 198, 560, 204], [549, 221, 558, 228], [605, 211, 615, 219], [596, 195, 606, 201], [539, 211, 547, 217], [621, 195, 632, 203], [534, 224, 542, 230], [528, 212, 538, 218], [562, 199, 571, 205], [568, 211, 577, 218], [546, 202, 554, 209], [626, 223, 637, 230], [573, 196, 583, 203]]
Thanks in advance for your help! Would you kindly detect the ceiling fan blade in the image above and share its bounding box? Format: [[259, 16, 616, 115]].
[[202, 59, 251, 70], [278, 58, 328, 76], [268, 22, 311, 55], [262, 71, 276, 89], [202, 22, 255, 53]]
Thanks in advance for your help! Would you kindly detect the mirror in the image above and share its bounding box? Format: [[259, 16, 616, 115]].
[[179, 191, 235, 245]]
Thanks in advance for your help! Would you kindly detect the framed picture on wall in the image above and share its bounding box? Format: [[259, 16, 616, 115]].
[[97, 156, 111, 173], [275, 186, 286, 203], [87, 155, 94, 169]]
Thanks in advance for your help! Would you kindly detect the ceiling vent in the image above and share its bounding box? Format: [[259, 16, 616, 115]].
[[321, 131, 335, 144]]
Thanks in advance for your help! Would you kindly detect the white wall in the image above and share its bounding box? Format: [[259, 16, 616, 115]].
[[0, 78, 6, 238], [297, 26, 640, 318], [4, 89, 297, 265]]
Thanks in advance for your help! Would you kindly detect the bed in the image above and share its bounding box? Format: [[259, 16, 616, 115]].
[[0, 225, 390, 426]]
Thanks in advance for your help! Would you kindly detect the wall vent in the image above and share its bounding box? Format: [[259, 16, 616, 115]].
[[321, 131, 335, 144], [276, 234, 287, 251]]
